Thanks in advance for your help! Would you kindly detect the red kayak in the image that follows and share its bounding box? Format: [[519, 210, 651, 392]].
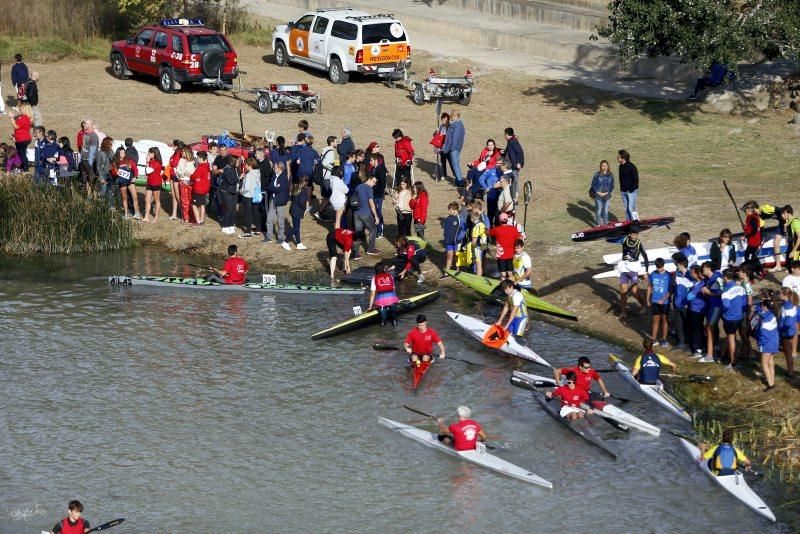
[[412, 360, 431, 391], [570, 216, 675, 242]]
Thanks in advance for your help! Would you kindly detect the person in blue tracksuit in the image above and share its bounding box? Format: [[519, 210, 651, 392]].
[[778, 287, 798, 377], [647, 258, 672, 346], [753, 290, 779, 391], [699, 261, 723, 362], [720, 268, 746, 369], [671, 252, 693, 351], [686, 265, 708, 356]]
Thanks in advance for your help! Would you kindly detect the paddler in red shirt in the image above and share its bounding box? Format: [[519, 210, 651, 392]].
[[546, 371, 593, 421], [487, 212, 521, 280], [49, 499, 90, 534], [404, 313, 446, 367], [205, 244, 249, 285], [368, 261, 399, 326], [554, 356, 612, 405], [437, 406, 487, 451]]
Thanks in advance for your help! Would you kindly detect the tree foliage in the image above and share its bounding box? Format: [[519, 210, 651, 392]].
[[596, 0, 800, 72]]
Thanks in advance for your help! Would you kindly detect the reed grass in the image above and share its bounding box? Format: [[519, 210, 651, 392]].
[[0, 175, 135, 254]]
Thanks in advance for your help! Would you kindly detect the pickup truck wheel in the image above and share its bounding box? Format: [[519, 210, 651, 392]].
[[256, 94, 272, 114], [274, 42, 288, 67], [328, 58, 348, 84], [412, 85, 425, 105], [458, 91, 471, 106], [158, 67, 176, 93], [111, 54, 128, 80]]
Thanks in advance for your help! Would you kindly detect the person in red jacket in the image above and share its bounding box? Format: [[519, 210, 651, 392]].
[[49, 499, 90, 534], [142, 147, 164, 223], [546, 371, 593, 421], [392, 128, 415, 185], [437, 405, 487, 451], [487, 212, 521, 279], [190, 150, 211, 226], [741, 200, 764, 276], [466, 139, 502, 190], [409, 181, 429, 238], [167, 140, 184, 220], [206, 244, 249, 285]]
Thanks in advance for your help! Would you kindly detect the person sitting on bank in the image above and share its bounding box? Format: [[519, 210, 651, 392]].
[[699, 428, 752, 476], [689, 62, 731, 99], [205, 244, 249, 285]]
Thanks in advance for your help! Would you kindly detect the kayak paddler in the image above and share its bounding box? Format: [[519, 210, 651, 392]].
[[368, 261, 399, 326], [205, 244, 249, 285], [495, 279, 528, 336], [327, 228, 354, 279], [49, 499, 90, 534], [699, 428, 752, 476], [437, 405, 487, 451], [404, 313, 445, 367], [631, 338, 677, 385], [554, 356, 611, 402], [546, 371, 593, 421]]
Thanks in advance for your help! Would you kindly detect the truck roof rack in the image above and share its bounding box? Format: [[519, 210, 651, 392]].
[[316, 7, 354, 12], [345, 13, 396, 21]]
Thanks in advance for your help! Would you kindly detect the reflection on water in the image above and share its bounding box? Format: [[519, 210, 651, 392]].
[[0, 247, 785, 533]]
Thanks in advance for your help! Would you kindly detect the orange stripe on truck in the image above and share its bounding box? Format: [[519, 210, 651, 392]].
[[361, 43, 407, 65]]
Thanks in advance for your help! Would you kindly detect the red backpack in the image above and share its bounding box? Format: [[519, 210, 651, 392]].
[[16, 82, 27, 101]]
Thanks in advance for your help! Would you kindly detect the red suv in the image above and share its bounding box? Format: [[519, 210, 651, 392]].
[[110, 18, 238, 93]]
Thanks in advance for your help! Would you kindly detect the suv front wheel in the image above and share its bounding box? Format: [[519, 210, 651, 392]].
[[111, 54, 128, 80], [159, 67, 176, 93], [328, 57, 349, 84], [274, 42, 288, 67]]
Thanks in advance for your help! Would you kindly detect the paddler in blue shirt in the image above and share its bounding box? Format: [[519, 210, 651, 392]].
[[630, 338, 677, 385]]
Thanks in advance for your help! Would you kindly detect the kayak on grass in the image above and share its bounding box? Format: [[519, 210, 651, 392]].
[[378, 417, 553, 488], [512, 371, 660, 436], [108, 275, 363, 295], [593, 253, 787, 280], [601, 237, 787, 266], [679, 438, 775, 522], [570, 216, 675, 243], [446, 311, 551, 367], [311, 290, 440, 339], [609, 354, 691, 421], [444, 270, 577, 321]]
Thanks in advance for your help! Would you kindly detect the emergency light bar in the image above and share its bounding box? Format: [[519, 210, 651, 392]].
[[269, 84, 309, 92], [161, 18, 204, 27]]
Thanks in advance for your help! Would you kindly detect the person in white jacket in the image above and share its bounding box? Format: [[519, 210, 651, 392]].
[[329, 165, 349, 229], [238, 157, 261, 238]]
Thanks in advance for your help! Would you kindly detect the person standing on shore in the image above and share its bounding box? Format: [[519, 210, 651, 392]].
[[589, 160, 614, 226], [189, 150, 211, 226], [782, 205, 800, 263], [265, 160, 291, 249], [753, 289, 779, 391], [0, 60, 5, 115], [503, 127, 524, 201], [442, 110, 465, 186], [142, 146, 164, 223], [25, 71, 41, 126], [10, 103, 32, 171], [617, 149, 639, 221], [409, 180, 428, 239], [618, 225, 648, 324], [11, 54, 28, 98]]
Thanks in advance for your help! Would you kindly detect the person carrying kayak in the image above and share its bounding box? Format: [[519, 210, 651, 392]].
[[404, 313, 446, 367], [699, 428, 752, 476], [437, 405, 487, 451], [618, 225, 649, 324], [368, 262, 399, 326], [49, 499, 90, 534], [546, 371, 593, 421], [554, 356, 611, 400], [327, 227, 354, 279], [631, 338, 677, 385], [206, 244, 248, 285], [495, 279, 528, 336]]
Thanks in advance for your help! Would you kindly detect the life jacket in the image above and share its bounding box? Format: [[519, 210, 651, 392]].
[[759, 203, 776, 223], [621, 237, 643, 262], [710, 443, 738, 476], [374, 272, 395, 295], [638, 351, 661, 385], [60, 517, 85, 534]]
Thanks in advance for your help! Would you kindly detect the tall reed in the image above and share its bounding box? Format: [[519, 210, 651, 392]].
[[0, 176, 135, 254]]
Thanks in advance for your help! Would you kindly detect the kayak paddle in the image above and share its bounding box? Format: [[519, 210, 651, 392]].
[[661, 374, 716, 383], [373, 344, 484, 366], [86, 518, 126, 533], [188, 263, 214, 271], [402, 405, 497, 449], [522, 180, 532, 234], [509, 376, 629, 432], [723, 180, 745, 228]]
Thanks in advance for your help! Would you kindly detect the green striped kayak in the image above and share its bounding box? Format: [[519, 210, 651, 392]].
[[311, 290, 440, 339], [133, 178, 171, 192], [444, 270, 577, 321], [108, 275, 363, 295]]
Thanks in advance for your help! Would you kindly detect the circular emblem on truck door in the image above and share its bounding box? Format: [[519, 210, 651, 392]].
[[296, 37, 305, 51], [371, 45, 380, 56]]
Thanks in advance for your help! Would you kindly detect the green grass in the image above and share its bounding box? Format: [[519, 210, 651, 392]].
[[0, 176, 136, 254], [228, 23, 273, 48], [0, 35, 110, 62]]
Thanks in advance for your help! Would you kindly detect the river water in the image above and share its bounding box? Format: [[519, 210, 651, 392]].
[[0, 248, 785, 533]]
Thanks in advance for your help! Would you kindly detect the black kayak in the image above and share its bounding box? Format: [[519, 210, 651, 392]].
[[570, 216, 675, 243], [341, 266, 383, 285], [529, 384, 617, 460], [310, 290, 440, 340]]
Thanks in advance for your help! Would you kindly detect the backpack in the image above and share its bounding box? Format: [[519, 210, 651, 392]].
[[252, 180, 263, 204], [349, 187, 361, 210], [16, 82, 26, 101]]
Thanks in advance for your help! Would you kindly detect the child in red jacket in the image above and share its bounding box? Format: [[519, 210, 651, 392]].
[[409, 180, 428, 238], [392, 128, 415, 185], [742, 200, 764, 276]]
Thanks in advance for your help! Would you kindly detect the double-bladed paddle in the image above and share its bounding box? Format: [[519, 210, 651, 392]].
[[87, 518, 126, 533], [373, 344, 484, 367]]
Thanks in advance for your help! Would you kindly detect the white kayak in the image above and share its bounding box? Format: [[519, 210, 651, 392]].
[[609, 354, 691, 421], [679, 438, 776, 522], [601, 237, 785, 266], [512, 371, 660, 436], [378, 417, 553, 489], [446, 311, 551, 367]]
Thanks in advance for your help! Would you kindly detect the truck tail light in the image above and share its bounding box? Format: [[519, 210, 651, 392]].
[[406, 45, 411, 58], [355, 49, 363, 64]]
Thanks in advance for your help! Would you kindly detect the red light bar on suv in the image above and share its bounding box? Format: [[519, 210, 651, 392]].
[[161, 18, 204, 27]]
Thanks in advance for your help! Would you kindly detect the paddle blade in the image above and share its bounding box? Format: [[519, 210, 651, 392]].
[[373, 343, 402, 351], [87, 518, 126, 533]]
